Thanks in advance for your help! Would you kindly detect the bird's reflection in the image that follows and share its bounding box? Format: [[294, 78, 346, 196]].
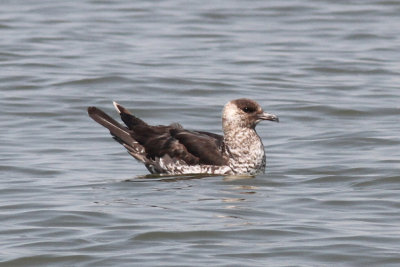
[[121, 173, 261, 227], [125, 173, 256, 183], [126, 173, 218, 182]]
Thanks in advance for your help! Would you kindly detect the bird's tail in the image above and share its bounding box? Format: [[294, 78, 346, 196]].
[[88, 107, 133, 145], [87, 106, 148, 163]]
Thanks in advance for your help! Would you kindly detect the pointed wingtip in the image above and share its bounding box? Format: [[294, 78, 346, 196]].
[[113, 101, 133, 115], [113, 101, 121, 114]]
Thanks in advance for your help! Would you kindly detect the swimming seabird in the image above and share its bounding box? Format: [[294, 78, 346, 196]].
[[87, 98, 278, 175]]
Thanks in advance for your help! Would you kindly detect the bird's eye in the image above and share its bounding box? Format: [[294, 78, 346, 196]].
[[242, 106, 255, 113]]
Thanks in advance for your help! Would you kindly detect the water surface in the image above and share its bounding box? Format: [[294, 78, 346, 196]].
[[1, 0, 400, 266]]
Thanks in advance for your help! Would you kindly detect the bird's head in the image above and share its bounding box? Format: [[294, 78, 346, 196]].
[[222, 98, 279, 131]]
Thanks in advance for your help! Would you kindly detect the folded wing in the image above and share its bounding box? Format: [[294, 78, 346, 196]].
[[88, 103, 228, 173]]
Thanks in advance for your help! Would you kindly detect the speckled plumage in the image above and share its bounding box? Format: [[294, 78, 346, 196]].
[[88, 98, 278, 176]]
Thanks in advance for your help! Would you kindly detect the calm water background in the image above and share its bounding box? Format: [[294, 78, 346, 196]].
[[1, 0, 400, 266]]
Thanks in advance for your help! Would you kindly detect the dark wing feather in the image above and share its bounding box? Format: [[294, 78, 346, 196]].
[[196, 131, 224, 147], [170, 129, 227, 166], [113, 102, 148, 129]]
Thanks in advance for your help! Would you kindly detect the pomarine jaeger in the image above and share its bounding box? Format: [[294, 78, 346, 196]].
[[87, 98, 278, 175]]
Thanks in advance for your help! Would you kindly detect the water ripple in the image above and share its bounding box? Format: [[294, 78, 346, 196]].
[[1, 0, 400, 266]]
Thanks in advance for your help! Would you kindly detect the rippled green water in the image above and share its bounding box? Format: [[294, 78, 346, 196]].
[[1, 0, 400, 266]]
